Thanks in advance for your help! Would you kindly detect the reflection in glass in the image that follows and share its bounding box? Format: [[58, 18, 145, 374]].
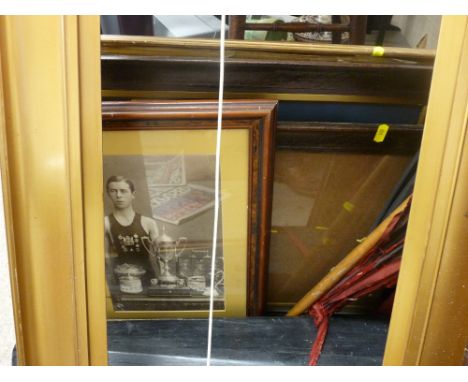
[[100, 15, 441, 50]]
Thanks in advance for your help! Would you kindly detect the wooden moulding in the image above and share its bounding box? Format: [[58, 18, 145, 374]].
[[102, 100, 277, 316], [384, 16, 468, 366], [0, 15, 105, 366], [276, 122, 423, 154], [101, 36, 434, 105], [101, 35, 436, 61]]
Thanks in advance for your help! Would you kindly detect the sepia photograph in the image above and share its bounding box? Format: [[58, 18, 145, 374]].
[[103, 153, 225, 312]]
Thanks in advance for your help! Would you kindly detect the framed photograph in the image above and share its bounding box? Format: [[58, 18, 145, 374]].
[[102, 99, 277, 317]]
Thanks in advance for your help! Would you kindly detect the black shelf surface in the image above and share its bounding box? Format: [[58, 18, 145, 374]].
[[107, 315, 389, 366]]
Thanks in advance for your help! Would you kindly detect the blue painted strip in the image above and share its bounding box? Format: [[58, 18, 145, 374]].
[[278, 101, 421, 124]]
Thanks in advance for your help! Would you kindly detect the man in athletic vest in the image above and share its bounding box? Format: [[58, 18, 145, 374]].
[[104, 175, 160, 288]]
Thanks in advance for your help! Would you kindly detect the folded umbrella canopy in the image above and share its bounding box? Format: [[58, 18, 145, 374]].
[[288, 197, 412, 366]]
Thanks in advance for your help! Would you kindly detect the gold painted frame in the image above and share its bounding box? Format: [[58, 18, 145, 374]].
[[384, 15, 468, 365], [0, 15, 467, 365], [0, 16, 107, 365]]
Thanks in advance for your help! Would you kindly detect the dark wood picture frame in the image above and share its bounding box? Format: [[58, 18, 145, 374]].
[[102, 99, 277, 316], [267, 121, 423, 313], [276, 121, 423, 154], [101, 36, 434, 105]]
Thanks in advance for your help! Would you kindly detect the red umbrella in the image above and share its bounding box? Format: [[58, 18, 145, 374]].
[[307, 198, 411, 365]]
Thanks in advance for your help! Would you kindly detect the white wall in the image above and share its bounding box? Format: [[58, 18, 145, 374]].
[[392, 15, 442, 49]]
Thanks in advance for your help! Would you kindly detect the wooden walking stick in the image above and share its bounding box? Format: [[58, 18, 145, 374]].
[[287, 195, 411, 316]]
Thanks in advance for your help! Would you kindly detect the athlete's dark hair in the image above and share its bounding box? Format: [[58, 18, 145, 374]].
[[106, 175, 135, 193]]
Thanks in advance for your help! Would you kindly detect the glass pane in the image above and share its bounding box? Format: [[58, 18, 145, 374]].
[[103, 129, 248, 318], [100, 14, 439, 366], [268, 151, 414, 312]]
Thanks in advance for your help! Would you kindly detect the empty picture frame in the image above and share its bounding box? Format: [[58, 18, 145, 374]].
[[267, 121, 423, 313]]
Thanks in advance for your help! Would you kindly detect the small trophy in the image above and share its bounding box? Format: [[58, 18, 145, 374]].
[[143, 225, 189, 296]]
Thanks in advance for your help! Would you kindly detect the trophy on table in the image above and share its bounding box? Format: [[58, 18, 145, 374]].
[[142, 225, 189, 296]]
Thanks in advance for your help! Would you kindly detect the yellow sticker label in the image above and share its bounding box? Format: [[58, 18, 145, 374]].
[[374, 124, 390, 143], [343, 201, 355, 213], [372, 46, 385, 57], [315, 226, 329, 231]]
